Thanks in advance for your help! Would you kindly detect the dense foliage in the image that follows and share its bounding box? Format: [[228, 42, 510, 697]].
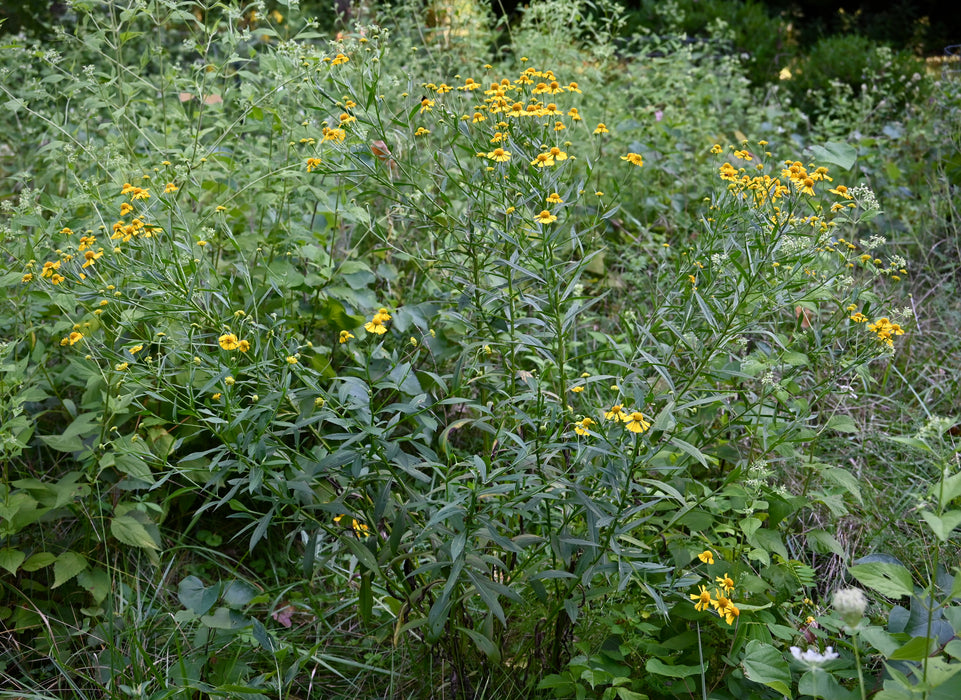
[[1, 1, 960, 698]]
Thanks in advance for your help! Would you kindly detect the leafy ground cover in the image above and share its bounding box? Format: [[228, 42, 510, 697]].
[[1, 1, 960, 698]]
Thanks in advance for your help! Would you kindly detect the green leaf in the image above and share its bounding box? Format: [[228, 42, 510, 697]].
[[920, 510, 961, 543], [822, 466, 863, 503], [77, 567, 111, 604], [800, 669, 852, 700], [22, 552, 57, 571], [52, 551, 87, 589], [178, 576, 220, 616], [110, 513, 161, 551], [888, 636, 935, 661], [741, 640, 792, 697], [459, 626, 501, 664], [200, 607, 248, 630], [0, 548, 25, 576], [810, 141, 857, 170], [644, 658, 704, 678], [824, 414, 858, 433], [849, 562, 914, 598], [807, 530, 847, 557], [938, 472, 961, 509]]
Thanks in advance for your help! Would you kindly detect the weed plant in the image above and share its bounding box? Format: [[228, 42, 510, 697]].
[[1, 1, 959, 698]]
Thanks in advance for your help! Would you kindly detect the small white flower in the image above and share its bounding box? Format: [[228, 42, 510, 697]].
[[790, 646, 840, 665]]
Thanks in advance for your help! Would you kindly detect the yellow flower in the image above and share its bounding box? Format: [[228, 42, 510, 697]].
[[339, 330, 355, 343], [115, 362, 129, 371], [238, 339, 250, 352], [219, 333, 240, 350], [321, 127, 346, 142], [593, 123, 609, 135], [414, 127, 430, 136], [549, 146, 568, 161], [574, 417, 595, 436], [331, 53, 349, 65], [710, 144, 723, 154], [224, 376, 235, 386], [716, 573, 735, 593], [531, 152, 555, 168], [21, 273, 33, 283], [625, 411, 651, 433], [829, 185, 853, 199], [164, 182, 178, 193], [61, 331, 84, 346], [850, 312, 868, 323], [621, 153, 644, 167], [365, 313, 389, 335], [286, 356, 299, 364], [604, 404, 629, 422], [546, 193, 563, 204], [128, 344, 144, 355], [212, 392, 222, 400], [487, 147, 512, 162], [334, 515, 371, 537], [120, 202, 134, 216], [82, 249, 103, 268], [306, 157, 322, 172], [697, 550, 715, 565], [534, 210, 557, 224], [690, 585, 714, 612], [570, 386, 584, 393]]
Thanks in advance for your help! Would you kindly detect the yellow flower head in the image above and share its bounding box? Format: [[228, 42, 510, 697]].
[[487, 147, 512, 162], [604, 404, 629, 422], [697, 550, 715, 565], [365, 313, 389, 335], [534, 210, 558, 225], [625, 411, 651, 433], [593, 123, 609, 135], [621, 153, 644, 167], [690, 585, 714, 612], [574, 417, 595, 436], [219, 333, 240, 351], [339, 330, 355, 343], [716, 573, 735, 593]]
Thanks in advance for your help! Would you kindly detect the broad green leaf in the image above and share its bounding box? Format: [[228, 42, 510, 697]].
[[741, 639, 792, 697], [807, 530, 846, 557], [178, 576, 220, 616], [849, 562, 914, 598], [822, 466, 863, 504], [0, 548, 25, 576], [889, 636, 935, 661], [644, 658, 704, 678], [22, 552, 57, 571], [800, 669, 851, 700], [824, 414, 857, 433], [77, 567, 111, 604], [920, 510, 961, 543], [938, 472, 961, 509], [52, 551, 87, 589], [200, 607, 247, 630], [110, 513, 161, 551], [810, 141, 857, 170]]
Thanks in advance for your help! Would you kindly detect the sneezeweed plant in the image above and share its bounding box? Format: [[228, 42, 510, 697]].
[[0, 0, 938, 696]]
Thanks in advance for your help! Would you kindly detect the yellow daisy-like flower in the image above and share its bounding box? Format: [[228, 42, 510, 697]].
[[604, 404, 628, 421], [164, 182, 178, 194], [716, 573, 735, 593], [534, 210, 557, 225], [531, 153, 555, 168], [690, 585, 714, 612], [120, 202, 134, 216], [238, 339, 251, 352], [286, 356, 298, 365], [625, 411, 651, 433], [697, 550, 715, 565], [128, 344, 144, 355], [829, 185, 853, 199], [850, 312, 868, 323], [322, 127, 346, 142], [574, 417, 595, 436], [331, 53, 349, 65], [487, 148, 512, 163], [306, 157, 322, 172], [414, 127, 430, 136], [339, 330, 355, 343], [82, 249, 104, 268], [549, 147, 568, 161], [567, 107, 582, 121], [546, 193, 563, 204], [621, 153, 644, 167], [115, 362, 129, 371], [570, 386, 584, 393], [593, 123, 609, 134], [61, 331, 84, 346], [710, 144, 723, 154], [365, 313, 389, 335], [219, 333, 240, 350]]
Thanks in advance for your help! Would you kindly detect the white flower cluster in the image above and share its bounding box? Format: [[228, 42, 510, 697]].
[[790, 646, 839, 664]]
